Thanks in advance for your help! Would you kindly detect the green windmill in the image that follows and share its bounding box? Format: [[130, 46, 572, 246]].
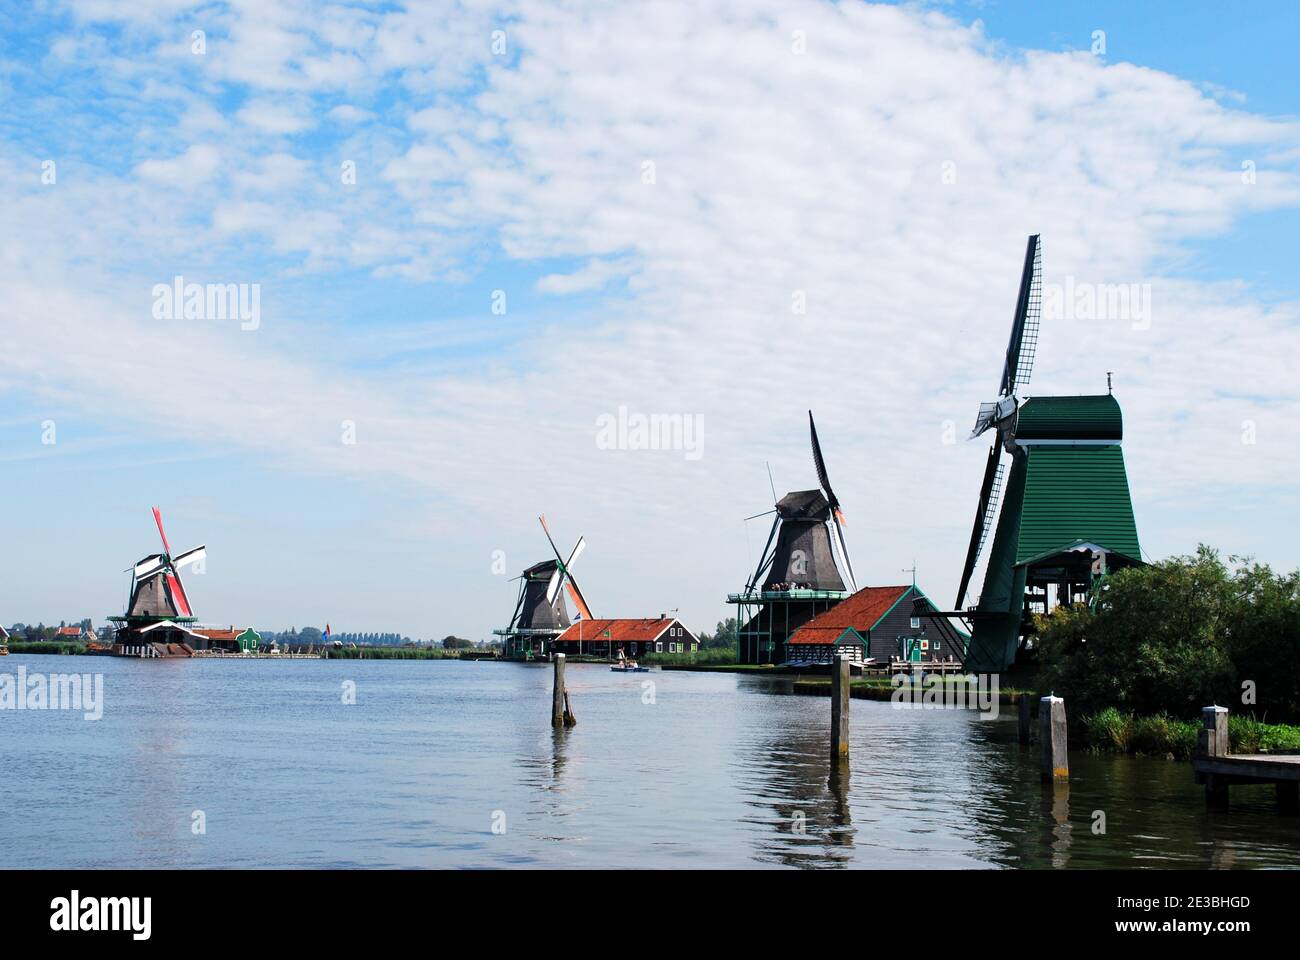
[[950, 235, 1142, 674]]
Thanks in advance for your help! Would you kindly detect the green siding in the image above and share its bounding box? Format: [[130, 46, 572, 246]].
[[1016, 445, 1140, 564], [1015, 394, 1122, 441]]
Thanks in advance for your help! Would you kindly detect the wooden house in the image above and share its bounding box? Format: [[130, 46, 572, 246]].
[[552, 617, 699, 658], [784, 585, 966, 667]]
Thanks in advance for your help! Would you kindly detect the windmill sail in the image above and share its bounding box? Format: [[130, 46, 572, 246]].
[[1000, 234, 1042, 398], [808, 411, 857, 592], [955, 445, 1005, 609]]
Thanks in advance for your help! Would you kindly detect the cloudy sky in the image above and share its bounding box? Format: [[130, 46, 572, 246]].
[[2, 0, 1298, 640]]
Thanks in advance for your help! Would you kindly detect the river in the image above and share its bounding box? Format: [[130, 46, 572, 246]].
[[0, 655, 1294, 868]]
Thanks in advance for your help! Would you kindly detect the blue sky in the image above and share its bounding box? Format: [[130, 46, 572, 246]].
[[1, 1, 1297, 639]]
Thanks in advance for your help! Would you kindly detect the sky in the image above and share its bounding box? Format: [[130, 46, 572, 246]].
[[1, 0, 1298, 640]]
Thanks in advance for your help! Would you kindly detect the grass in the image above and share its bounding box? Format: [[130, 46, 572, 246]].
[[1078, 707, 1300, 759], [3, 641, 88, 655], [640, 647, 740, 667], [321, 646, 479, 659]]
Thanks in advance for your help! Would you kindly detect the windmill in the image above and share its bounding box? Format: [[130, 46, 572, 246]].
[[730, 412, 857, 664], [937, 235, 1142, 673], [495, 516, 593, 660], [108, 507, 208, 657]]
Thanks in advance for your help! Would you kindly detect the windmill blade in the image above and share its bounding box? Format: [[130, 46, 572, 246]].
[[507, 577, 528, 631], [744, 508, 776, 521], [564, 537, 586, 572], [999, 234, 1042, 398], [746, 514, 781, 593], [564, 576, 594, 621], [166, 569, 193, 618], [133, 556, 164, 579], [830, 513, 858, 593], [808, 410, 840, 510], [538, 514, 563, 560], [173, 545, 206, 569], [955, 442, 1005, 609], [152, 506, 173, 556], [545, 567, 563, 605]]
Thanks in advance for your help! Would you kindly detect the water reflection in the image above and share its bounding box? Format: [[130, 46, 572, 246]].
[[739, 723, 855, 868]]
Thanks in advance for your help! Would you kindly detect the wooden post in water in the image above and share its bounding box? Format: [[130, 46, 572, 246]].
[[552, 653, 576, 728], [1018, 694, 1032, 746], [1199, 705, 1229, 809], [830, 655, 850, 761], [1039, 696, 1068, 782]]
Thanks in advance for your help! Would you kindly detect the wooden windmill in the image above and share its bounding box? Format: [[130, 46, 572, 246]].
[[108, 507, 208, 657], [731, 412, 858, 664], [496, 516, 593, 660], [938, 235, 1142, 673]]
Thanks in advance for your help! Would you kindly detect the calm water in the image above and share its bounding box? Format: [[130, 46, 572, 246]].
[[1, 655, 1295, 869]]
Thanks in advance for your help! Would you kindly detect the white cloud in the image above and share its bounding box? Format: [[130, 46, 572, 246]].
[[4, 0, 1300, 635], [235, 99, 316, 134], [134, 143, 221, 184]]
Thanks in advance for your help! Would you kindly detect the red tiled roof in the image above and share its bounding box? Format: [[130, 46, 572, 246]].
[[786, 626, 865, 646], [556, 618, 686, 644], [194, 628, 241, 640], [56, 626, 83, 637], [785, 585, 912, 645]]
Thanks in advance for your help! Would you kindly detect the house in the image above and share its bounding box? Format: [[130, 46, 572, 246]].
[[192, 627, 262, 653], [0, 625, 9, 641], [784, 585, 967, 667], [552, 617, 699, 658], [55, 625, 96, 642]]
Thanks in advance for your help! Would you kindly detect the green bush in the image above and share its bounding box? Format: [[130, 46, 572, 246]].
[[1034, 546, 1300, 722]]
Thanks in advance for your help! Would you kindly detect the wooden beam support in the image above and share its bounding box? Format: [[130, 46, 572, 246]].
[[830, 655, 850, 761], [1018, 694, 1032, 746], [1039, 696, 1068, 782], [552, 653, 575, 727]]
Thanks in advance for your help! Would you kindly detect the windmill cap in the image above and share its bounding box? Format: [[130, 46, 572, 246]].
[[775, 489, 831, 520]]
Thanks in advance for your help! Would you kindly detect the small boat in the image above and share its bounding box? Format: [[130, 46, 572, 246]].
[[610, 659, 648, 673]]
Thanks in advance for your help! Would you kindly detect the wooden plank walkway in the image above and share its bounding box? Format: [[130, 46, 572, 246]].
[[1192, 706, 1300, 813]]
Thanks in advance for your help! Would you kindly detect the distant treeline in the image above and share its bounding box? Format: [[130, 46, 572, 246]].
[[5, 620, 102, 642], [261, 627, 494, 650]]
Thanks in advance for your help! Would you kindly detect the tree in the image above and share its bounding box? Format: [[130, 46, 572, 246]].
[[698, 617, 738, 650], [1034, 546, 1300, 721], [442, 635, 474, 650]]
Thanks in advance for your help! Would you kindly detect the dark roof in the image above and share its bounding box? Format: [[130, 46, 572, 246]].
[[785, 585, 912, 644], [1016, 394, 1123, 441], [776, 490, 830, 520], [523, 559, 559, 578]]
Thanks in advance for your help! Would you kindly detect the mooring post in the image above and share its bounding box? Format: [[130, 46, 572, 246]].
[[1018, 694, 1032, 746], [552, 653, 568, 728], [1039, 696, 1068, 782], [1199, 705, 1229, 810], [830, 655, 850, 761]]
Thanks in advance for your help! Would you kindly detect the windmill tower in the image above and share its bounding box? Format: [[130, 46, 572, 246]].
[[494, 516, 593, 660], [938, 235, 1142, 673], [730, 412, 858, 664], [107, 507, 208, 657]]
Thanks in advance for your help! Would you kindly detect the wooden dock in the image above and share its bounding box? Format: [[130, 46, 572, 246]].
[[1192, 705, 1300, 812]]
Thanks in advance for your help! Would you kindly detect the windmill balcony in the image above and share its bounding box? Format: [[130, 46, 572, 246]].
[[727, 589, 849, 603]]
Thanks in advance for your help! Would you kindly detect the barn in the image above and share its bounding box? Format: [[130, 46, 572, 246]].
[[784, 585, 966, 667], [552, 617, 699, 658]]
